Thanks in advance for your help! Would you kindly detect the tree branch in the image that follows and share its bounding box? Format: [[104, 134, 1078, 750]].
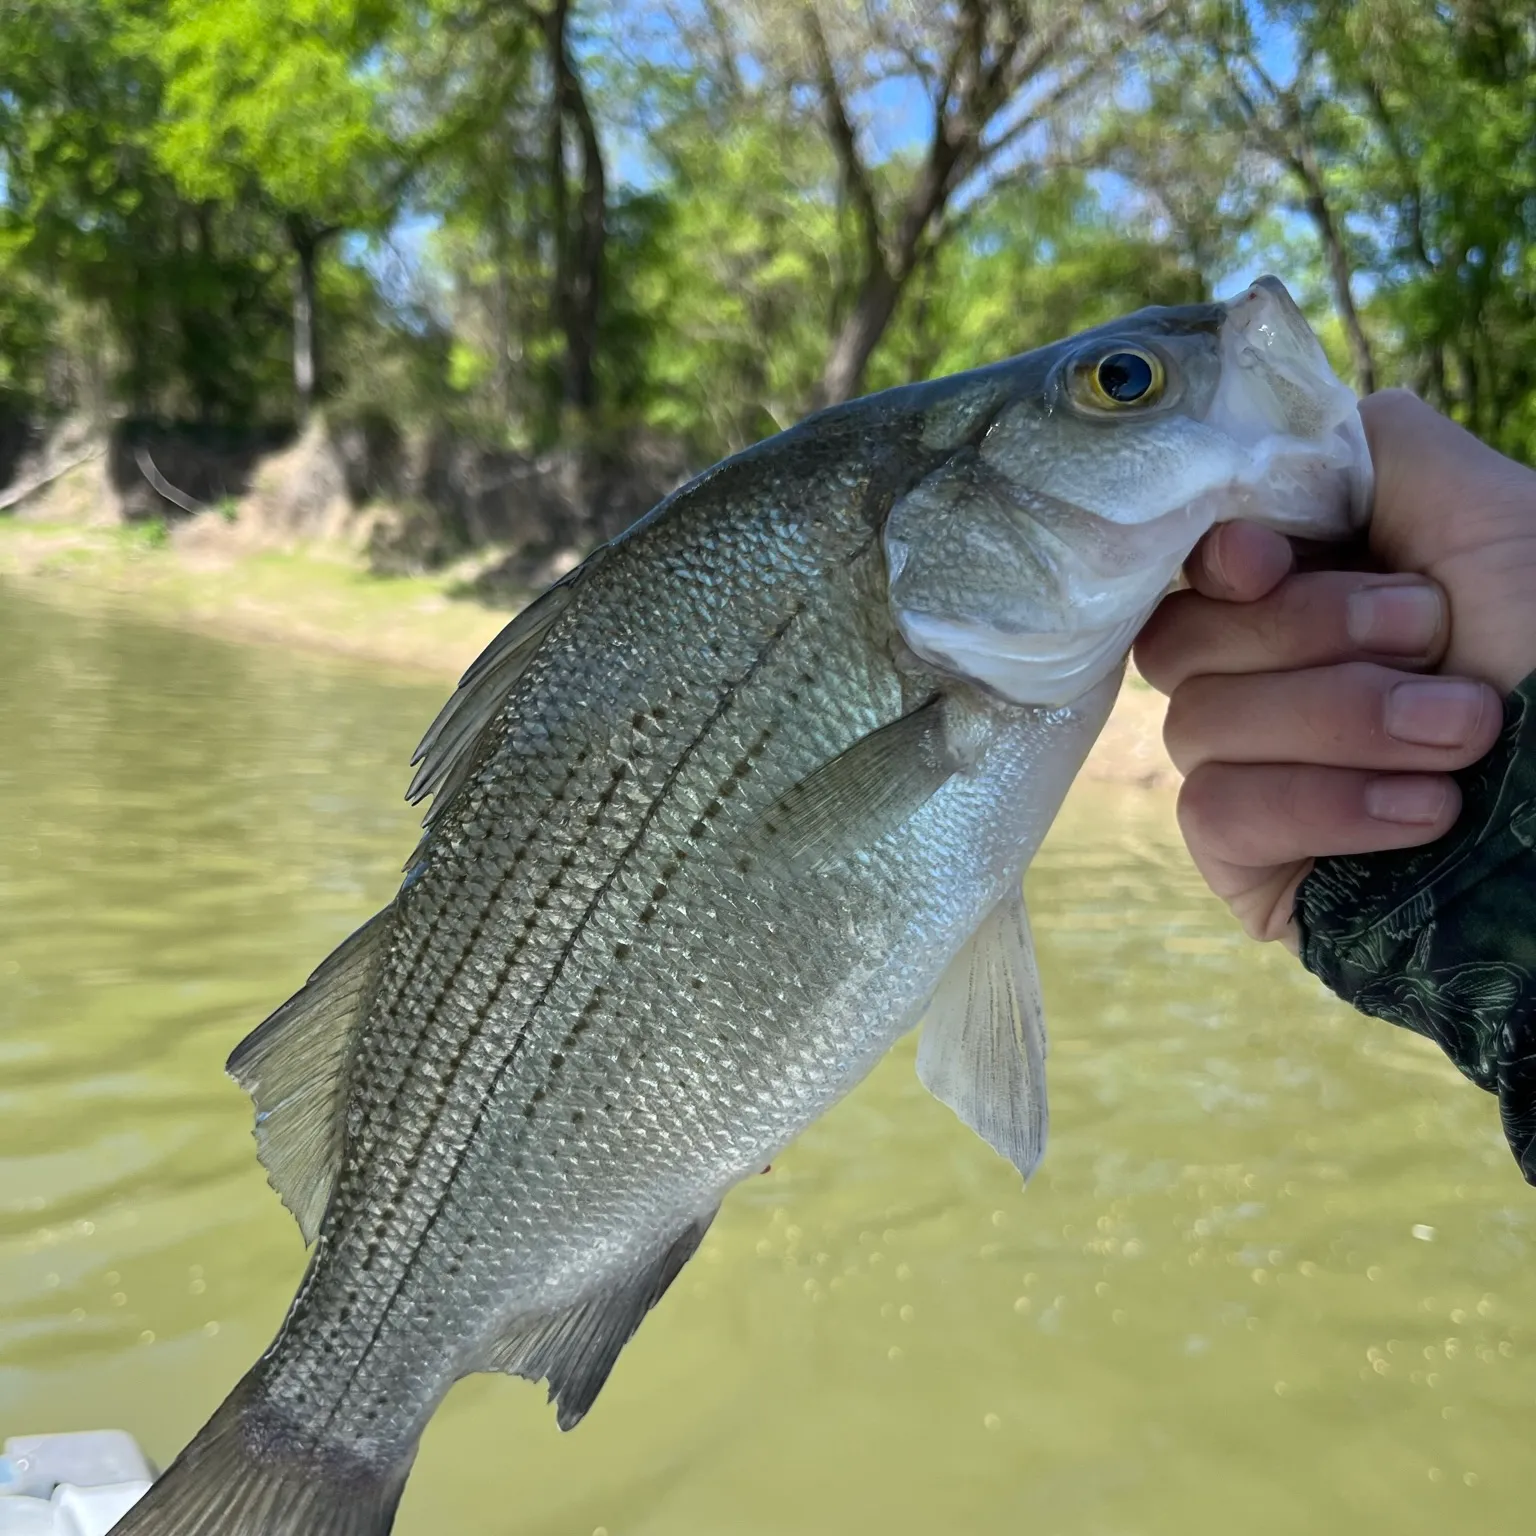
[[1356, 66, 1433, 270], [804, 7, 886, 275]]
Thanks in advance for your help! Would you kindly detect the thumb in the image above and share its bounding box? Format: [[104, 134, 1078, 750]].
[[1361, 389, 1536, 573], [1184, 521, 1295, 602]]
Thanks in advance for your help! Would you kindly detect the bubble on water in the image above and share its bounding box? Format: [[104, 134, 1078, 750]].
[[1411, 1224, 1437, 1242]]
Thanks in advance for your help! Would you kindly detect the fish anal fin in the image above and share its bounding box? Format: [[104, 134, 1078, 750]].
[[226, 907, 392, 1244], [483, 1212, 715, 1430], [916, 886, 1048, 1181], [406, 546, 607, 824], [745, 694, 961, 874]]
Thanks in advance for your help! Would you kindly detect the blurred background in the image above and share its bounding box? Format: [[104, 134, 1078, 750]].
[[3, 3, 1536, 1534], [1, 0, 1533, 557]]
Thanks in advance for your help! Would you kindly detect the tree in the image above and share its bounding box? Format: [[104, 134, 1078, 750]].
[[540, 0, 607, 417], [156, 0, 408, 417], [0, 0, 292, 421], [1187, 0, 1379, 393], [1312, 0, 1536, 451], [743, 0, 1178, 404]]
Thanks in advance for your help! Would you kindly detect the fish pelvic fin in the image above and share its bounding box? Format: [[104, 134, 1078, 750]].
[[916, 884, 1049, 1182], [107, 1370, 414, 1536], [482, 1211, 717, 1430]]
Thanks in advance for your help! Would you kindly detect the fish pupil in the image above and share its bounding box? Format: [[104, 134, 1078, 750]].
[[1097, 351, 1153, 403]]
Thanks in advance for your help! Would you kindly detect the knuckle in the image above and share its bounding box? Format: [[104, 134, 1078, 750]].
[[1132, 592, 1197, 693], [1175, 764, 1227, 849], [1161, 684, 1209, 773]]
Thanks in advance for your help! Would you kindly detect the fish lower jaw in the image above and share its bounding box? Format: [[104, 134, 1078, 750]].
[[894, 607, 1141, 709]]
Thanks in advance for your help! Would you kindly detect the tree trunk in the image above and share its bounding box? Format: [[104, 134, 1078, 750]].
[[820, 268, 902, 407], [490, 182, 513, 425], [1291, 144, 1377, 395], [288, 218, 322, 420], [544, 0, 606, 419], [814, 88, 962, 406]]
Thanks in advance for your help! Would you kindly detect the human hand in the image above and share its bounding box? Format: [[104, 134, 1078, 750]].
[[1135, 390, 1536, 949]]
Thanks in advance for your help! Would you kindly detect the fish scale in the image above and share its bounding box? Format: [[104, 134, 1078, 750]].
[[261, 471, 907, 1442], [108, 278, 1372, 1536]]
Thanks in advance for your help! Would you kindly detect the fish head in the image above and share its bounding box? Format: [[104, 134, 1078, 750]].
[[884, 275, 1373, 707]]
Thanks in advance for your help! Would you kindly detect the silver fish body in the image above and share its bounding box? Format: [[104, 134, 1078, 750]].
[[110, 278, 1370, 1536]]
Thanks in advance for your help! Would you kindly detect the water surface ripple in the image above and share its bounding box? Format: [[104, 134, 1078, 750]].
[[1, 581, 1532, 1533]]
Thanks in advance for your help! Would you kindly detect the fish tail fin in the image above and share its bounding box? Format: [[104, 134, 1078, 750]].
[[109, 1370, 413, 1536]]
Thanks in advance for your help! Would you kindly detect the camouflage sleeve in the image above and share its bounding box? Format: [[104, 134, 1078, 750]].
[[1293, 671, 1536, 1186]]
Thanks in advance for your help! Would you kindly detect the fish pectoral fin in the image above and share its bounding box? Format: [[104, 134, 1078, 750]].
[[915, 886, 1049, 1182], [481, 1211, 717, 1430], [226, 906, 392, 1244], [405, 544, 607, 830], [741, 693, 959, 874]]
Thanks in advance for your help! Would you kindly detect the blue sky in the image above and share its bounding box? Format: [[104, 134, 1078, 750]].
[[366, 5, 1312, 311]]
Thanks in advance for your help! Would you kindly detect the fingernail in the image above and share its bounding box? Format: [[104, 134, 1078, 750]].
[[1346, 583, 1443, 654], [1365, 776, 1451, 825], [1385, 679, 1488, 747]]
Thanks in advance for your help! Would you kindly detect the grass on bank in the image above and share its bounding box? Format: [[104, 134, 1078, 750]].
[[0, 516, 518, 680]]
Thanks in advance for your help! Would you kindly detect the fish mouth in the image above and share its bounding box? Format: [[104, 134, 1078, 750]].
[[1203, 275, 1373, 534]]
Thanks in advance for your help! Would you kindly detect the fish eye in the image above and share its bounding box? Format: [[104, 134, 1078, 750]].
[[1075, 347, 1166, 411]]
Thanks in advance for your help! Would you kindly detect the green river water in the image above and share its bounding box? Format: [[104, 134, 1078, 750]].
[[1, 580, 1533, 1535]]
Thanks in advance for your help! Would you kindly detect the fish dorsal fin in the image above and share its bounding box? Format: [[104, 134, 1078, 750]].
[[226, 908, 393, 1243], [406, 547, 606, 825], [482, 1211, 716, 1429], [916, 886, 1048, 1181], [744, 694, 960, 874]]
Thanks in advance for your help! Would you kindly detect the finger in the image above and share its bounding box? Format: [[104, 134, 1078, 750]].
[[1164, 663, 1501, 776], [1183, 522, 1295, 601], [1178, 762, 1463, 873], [1178, 764, 1464, 948], [1134, 572, 1448, 695]]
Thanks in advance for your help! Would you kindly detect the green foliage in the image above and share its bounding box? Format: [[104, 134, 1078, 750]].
[[3, 0, 1535, 476], [1313, 0, 1536, 458], [614, 104, 851, 457], [157, 0, 400, 224], [870, 176, 1205, 395], [0, 0, 297, 420]]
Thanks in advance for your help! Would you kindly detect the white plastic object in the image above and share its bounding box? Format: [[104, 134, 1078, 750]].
[[53, 1481, 153, 1536], [1, 1434, 151, 1502], [0, 1497, 58, 1535]]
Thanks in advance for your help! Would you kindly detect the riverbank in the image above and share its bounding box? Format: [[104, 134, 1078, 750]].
[[0, 517, 1179, 790]]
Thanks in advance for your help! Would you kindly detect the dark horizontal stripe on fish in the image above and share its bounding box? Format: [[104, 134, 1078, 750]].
[[336, 750, 600, 1264], [323, 596, 809, 1426]]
